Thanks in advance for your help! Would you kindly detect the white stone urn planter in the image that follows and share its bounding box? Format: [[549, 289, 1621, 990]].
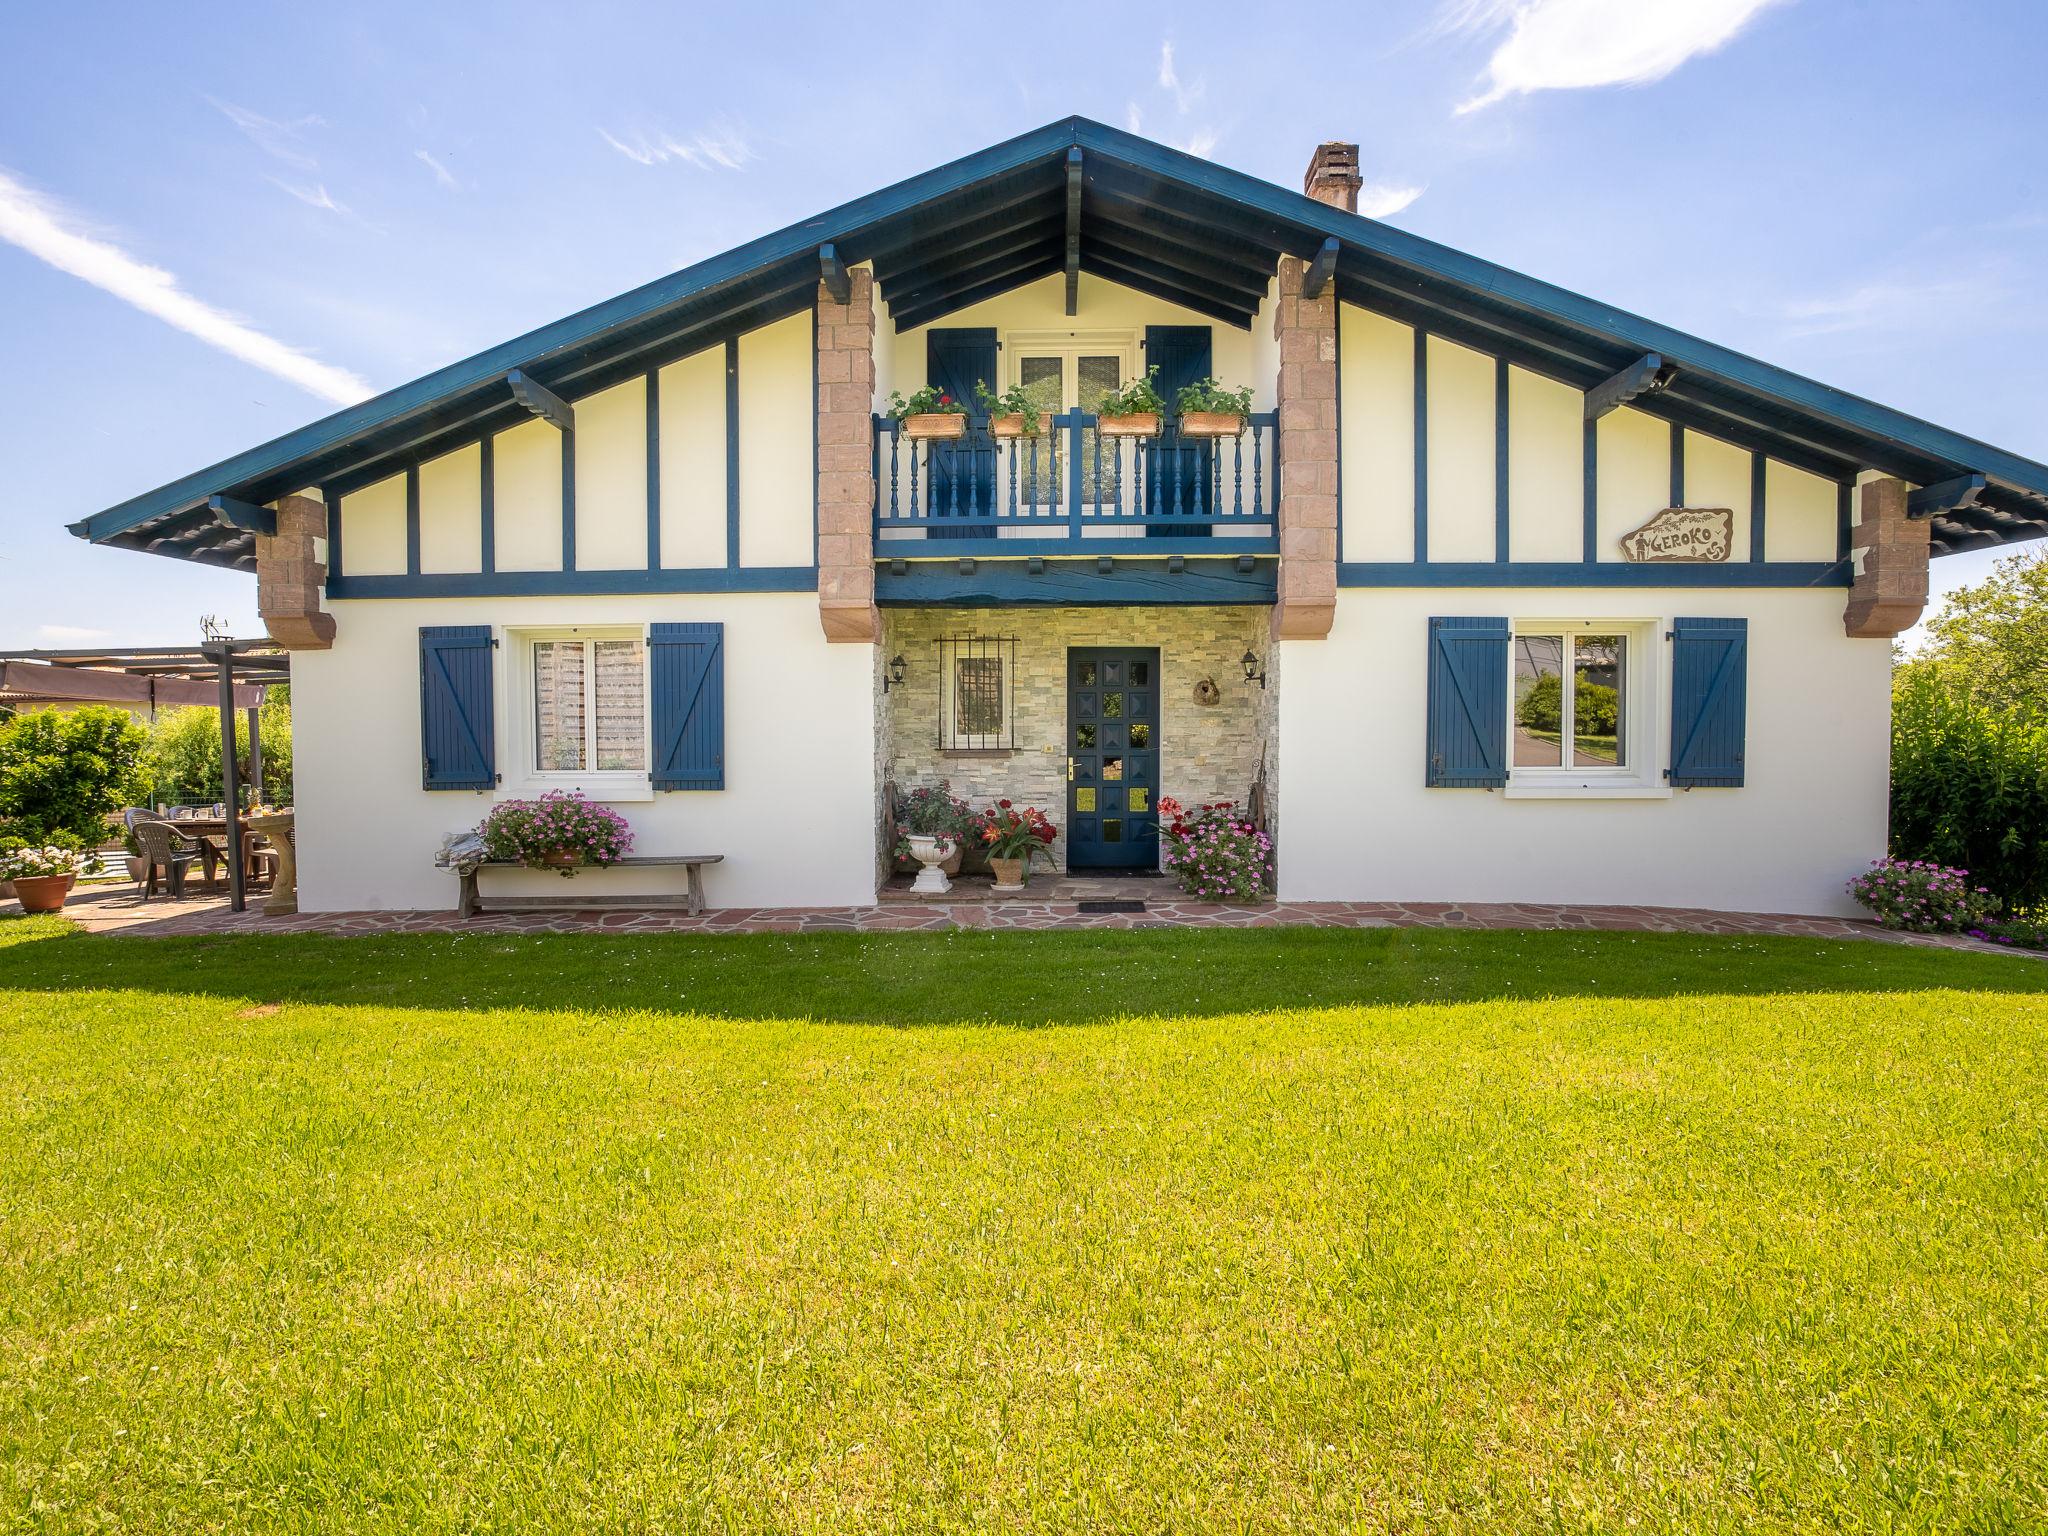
[[904, 834, 955, 895]]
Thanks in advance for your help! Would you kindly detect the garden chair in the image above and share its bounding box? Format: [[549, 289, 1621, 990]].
[[133, 818, 202, 900]]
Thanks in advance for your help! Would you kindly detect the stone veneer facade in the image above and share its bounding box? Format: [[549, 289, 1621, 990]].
[[1843, 476, 1930, 639], [878, 606, 1278, 873]]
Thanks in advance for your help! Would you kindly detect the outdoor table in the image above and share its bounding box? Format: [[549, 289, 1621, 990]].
[[175, 816, 279, 893]]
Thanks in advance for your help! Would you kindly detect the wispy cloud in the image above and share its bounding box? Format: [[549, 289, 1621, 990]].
[[267, 177, 349, 216], [1359, 181, 1426, 219], [1448, 0, 1786, 114], [0, 166, 373, 405], [1157, 41, 1206, 114], [599, 123, 753, 171], [1778, 273, 2004, 339], [414, 149, 460, 190], [206, 97, 323, 169], [37, 624, 111, 643]]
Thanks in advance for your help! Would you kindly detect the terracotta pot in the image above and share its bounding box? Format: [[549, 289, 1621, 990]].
[[989, 857, 1028, 894], [1179, 411, 1247, 439], [10, 874, 74, 914], [125, 855, 149, 884], [1097, 412, 1160, 438], [990, 413, 1040, 440], [541, 848, 583, 872], [903, 412, 968, 441]]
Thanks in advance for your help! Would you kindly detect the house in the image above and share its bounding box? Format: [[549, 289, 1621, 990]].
[[68, 119, 2048, 917]]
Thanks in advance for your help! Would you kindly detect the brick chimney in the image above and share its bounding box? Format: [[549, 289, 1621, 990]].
[[1304, 143, 1363, 213]]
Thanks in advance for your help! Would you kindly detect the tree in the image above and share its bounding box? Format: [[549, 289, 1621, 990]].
[[140, 690, 294, 809], [1898, 547, 2048, 719], [0, 706, 150, 842]]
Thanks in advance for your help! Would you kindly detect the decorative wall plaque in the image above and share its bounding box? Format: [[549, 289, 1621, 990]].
[[1619, 506, 1733, 563]]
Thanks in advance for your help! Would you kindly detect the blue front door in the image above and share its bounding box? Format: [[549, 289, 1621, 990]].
[[1066, 647, 1160, 870]]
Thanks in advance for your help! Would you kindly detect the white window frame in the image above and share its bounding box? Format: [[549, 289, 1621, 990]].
[[1504, 618, 1668, 800], [498, 623, 654, 802], [1005, 330, 1139, 410], [940, 647, 1012, 752]]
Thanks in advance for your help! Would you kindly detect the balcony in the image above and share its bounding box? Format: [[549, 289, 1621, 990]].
[[873, 411, 1278, 556]]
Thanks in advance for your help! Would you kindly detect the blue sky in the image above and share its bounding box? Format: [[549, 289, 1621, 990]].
[[2, 0, 2042, 647]]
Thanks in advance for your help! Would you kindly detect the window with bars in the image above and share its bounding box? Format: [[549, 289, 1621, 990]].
[[936, 636, 1017, 750]]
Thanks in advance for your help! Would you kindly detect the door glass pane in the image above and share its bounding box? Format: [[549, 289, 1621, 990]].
[[1075, 723, 1096, 749], [1075, 661, 1097, 686], [1078, 355, 1122, 503], [1131, 661, 1149, 685], [1102, 755, 1123, 782], [1129, 787, 1149, 813], [593, 640, 645, 771], [1101, 691, 1123, 719], [1129, 722, 1151, 749], [533, 640, 587, 771], [1075, 788, 1096, 812], [1102, 818, 1122, 843], [1512, 635, 1564, 768], [1018, 357, 1064, 507], [1573, 635, 1626, 767]]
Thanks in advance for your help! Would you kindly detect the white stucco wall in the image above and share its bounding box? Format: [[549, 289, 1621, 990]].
[[1275, 587, 1891, 916], [292, 593, 876, 912]]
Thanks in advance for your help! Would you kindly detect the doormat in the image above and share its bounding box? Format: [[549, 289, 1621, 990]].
[[1076, 900, 1146, 913]]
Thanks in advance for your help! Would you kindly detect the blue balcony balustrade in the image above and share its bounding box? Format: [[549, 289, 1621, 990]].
[[872, 410, 1279, 553]]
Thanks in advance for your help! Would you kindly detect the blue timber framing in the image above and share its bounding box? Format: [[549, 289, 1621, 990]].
[[1339, 560, 1849, 588], [1063, 148, 1083, 316], [724, 339, 741, 568], [1750, 452, 1768, 563], [1413, 329, 1429, 562], [645, 369, 661, 568], [328, 567, 817, 599], [1669, 422, 1685, 508], [1493, 356, 1509, 562], [1585, 353, 1675, 421], [479, 436, 496, 573], [1907, 472, 1987, 521], [405, 465, 421, 575], [507, 369, 574, 432], [206, 495, 275, 536], [1301, 237, 1340, 301], [68, 115, 2048, 570], [818, 243, 851, 304], [1581, 418, 1599, 563], [877, 555, 1276, 606]]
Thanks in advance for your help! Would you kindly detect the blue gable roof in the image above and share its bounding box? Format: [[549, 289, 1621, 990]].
[[69, 115, 2048, 568]]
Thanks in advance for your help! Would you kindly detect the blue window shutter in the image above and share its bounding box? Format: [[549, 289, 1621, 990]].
[[650, 621, 724, 790], [1668, 617, 1748, 787], [419, 625, 495, 790], [1426, 617, 1509, 787]]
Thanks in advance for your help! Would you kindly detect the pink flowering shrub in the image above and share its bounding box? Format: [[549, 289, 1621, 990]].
[[478, 790, 633, 875], [1158, 796, 1271, 903], [1846, 857, 1998, 933]]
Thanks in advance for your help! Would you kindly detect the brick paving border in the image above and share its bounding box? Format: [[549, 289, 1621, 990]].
[[17, 881, 2036, 959]]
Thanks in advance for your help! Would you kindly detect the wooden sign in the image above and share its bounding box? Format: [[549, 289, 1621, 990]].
[[1619, 506, 1733, 562]]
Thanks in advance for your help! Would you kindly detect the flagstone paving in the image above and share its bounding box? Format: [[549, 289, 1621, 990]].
[[13, 878, 2033, 957]]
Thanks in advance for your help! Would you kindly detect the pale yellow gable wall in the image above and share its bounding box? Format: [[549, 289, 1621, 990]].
[[1766, 459, 1840, 560], [572, 376, 648, 572], [737, 312, 814, 568], [338, 475, 407, 576], [1424, 335, 1495, 562], [1506, 366, 1581, 562], [1338, 304, 1414, 562], [492, 416, 564, 572], [418, 444, 483, 575], [658, 347, 728, 569], [1682, 428, 1753, 564]]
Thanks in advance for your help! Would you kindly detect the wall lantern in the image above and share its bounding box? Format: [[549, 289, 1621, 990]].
[[1240, 649, 1267, 690], [883, 654, 907, 692]]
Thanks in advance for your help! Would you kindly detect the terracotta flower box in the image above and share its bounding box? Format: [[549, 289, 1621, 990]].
[[1179, 411, 1248, 439], [1097, 412, 1161, 438], [990, 413, 1041, 440], [902, 413, 968, 441]]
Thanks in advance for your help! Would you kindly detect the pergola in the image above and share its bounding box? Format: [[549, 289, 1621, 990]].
[[0, 641, 291, 912]]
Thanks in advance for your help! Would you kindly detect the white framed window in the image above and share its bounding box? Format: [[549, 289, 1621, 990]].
[[1007, 331, 1136, 507], [1506, 620, 1666, 798], [502, 625, 652, 800]]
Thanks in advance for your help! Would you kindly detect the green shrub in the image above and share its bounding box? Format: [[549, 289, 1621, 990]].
[[140, 692, 294, 809], [1888, 668, 2048, 913], [0, 706, 149, 842]]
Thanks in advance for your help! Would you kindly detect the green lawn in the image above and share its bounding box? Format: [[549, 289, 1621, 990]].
[[2, 916, 2045, 1532]]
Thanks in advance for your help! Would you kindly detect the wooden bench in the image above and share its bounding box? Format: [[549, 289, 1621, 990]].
[[457, 855, 724, 919]]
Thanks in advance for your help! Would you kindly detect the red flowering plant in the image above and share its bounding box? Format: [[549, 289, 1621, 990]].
[[1157, 796, 1272, 903], [477, 790, 633, 876], [978, 800, 1058, 862], [885, 385, 969, 419]]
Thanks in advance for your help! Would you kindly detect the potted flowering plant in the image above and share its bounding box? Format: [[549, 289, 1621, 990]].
[[888, 385, 970, 441], [476, 790, 633, 876], [974, 380, 1043, 439], [1158, 797, 1271, 903], [1175, 378, 1255, 438], [976, 800, 1058, 893], [1094, 366, 1166, 437], [3, 838, 84, 914], [893, 781, 975, 878]]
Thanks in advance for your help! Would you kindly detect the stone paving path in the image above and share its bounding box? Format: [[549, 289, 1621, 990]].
[[13, 879, 2031, 958]]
